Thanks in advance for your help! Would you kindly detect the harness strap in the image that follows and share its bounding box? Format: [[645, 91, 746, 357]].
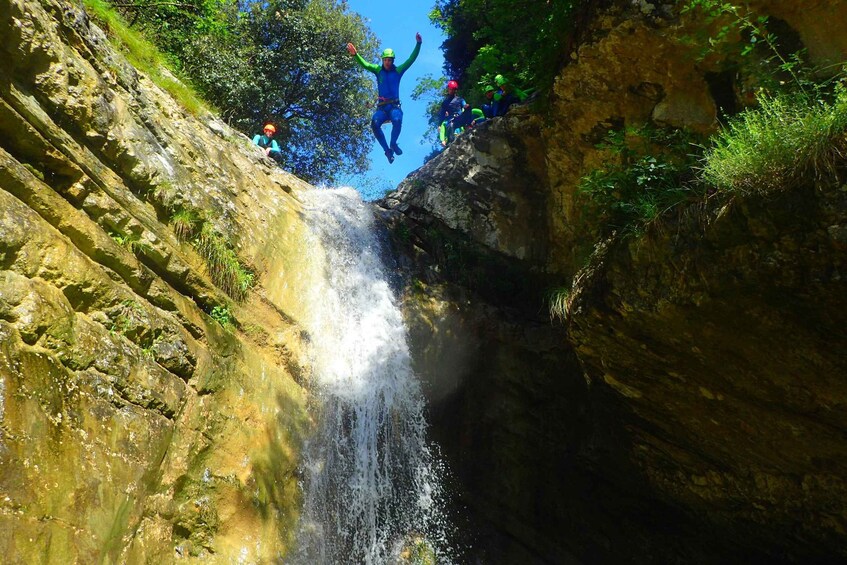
[[377, 97, 400, 107]]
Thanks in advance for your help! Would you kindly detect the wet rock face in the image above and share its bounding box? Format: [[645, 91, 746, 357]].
[[384, 1, 847, 563], [0, 0, 312, 561]]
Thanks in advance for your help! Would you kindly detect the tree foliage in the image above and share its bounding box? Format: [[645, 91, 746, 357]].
[[411, 73, 446, 148], [109, 0, 378, 184], [429, 0, 583, 103]]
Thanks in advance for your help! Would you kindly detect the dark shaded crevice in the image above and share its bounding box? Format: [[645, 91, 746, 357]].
[[705, 69, 739, 121]]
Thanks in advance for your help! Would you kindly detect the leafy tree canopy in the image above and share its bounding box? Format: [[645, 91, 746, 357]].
[[110, 0, 378, 184], [428, 0, 581, 106]]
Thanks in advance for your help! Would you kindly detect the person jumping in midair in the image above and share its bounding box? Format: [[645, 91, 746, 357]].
[[347, 33, 422, 164]]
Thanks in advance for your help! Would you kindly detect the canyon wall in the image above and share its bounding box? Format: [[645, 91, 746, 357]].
[[0, 0, 317, 561], [382, 1, 847, 562]]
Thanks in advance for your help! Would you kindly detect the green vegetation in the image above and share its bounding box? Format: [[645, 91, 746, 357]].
[[209, 305, 235, 330], [579, 2, 847, 230], [22, 163, 45, 181], [140, 333, 164, 359], [548, 287, 570, 323], [561, 1, 847, 318], [109, 299, 145, 337], [411, 74, 446, 146], [110, 230, 152, 255], [94, 0, 378, 185], [401, 534, 436, 565], [429, 0, 579, 104], [170, 206, 202, 242], [702, 88, 847, 194], [82, 0, 209, 115], [681, 0, 813, 98], [579, 125, 704, 236], [195, 222, 255, 301], [682, 1, 847, 195], [168, 206, 255, 301]]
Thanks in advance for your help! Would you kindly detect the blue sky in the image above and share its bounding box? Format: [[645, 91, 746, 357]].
[[339, 0, 446, 200]]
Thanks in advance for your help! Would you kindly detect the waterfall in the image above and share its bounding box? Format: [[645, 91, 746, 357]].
[[291, 187, 454, 564]]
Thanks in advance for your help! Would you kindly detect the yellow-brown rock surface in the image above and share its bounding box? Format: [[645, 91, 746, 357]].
[[0, 0, 316, 561]]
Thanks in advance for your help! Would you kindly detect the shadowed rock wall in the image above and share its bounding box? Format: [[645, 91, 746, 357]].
[[382, 1, 847, 563]]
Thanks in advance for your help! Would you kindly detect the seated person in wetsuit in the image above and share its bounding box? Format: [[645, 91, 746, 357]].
[[252, 123, 283, 163]]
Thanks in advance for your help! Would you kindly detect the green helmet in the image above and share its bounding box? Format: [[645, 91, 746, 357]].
[[495, 74, 508, 86], [483, 85, 496, 93], [381, 48, 395, 59]]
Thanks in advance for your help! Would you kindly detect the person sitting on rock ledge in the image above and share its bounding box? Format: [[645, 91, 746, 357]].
[[437, 80, 472, 147], [252, 123, 283, 163], [481, 84, 497, 119], [493, 74, 532, 116]]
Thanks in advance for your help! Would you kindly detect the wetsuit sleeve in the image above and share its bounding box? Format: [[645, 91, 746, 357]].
[[252, 134, 261, 145], [270, 139, 281, 154], [396, 40, 421, 75], [353, 52, 380, 74]]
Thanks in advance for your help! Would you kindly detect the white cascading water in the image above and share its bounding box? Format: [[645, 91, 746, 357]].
[[290, 187, 454, 564]]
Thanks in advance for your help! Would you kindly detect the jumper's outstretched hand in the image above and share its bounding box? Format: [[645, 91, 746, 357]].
[[415, 32, 422, 43], [346, 43, 357, 56]]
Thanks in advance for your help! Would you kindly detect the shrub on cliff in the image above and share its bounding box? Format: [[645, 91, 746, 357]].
[[702, 86, 847, 194], [578, 125, 704, 236]]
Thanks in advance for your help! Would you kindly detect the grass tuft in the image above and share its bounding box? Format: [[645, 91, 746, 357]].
[[194, 222, 255, 301], [702, 88, 847, 194], [168, 205, 255, 301], [110, 230, 150, 255], [548, 287, 571, 322], [82, 0, 209, 115], [170, 207, 202, 242]]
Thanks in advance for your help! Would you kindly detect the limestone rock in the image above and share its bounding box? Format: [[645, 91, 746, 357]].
[[0, 0, 314, 561]]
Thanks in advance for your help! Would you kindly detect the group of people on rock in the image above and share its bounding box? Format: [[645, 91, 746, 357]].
[[252, 32, 531, 165], [436, 74, 530, 147]]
